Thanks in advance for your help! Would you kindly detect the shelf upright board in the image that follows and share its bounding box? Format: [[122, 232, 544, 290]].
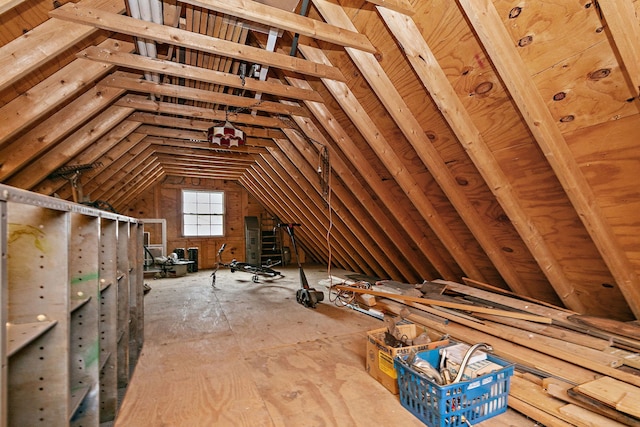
[[6, 200, 70, 426], [98, 218, 118, 423], [68, 212, 100, 426], [116, 221, 130, 388], [1, 194, 7, 427], [128, 223, 144, 371]]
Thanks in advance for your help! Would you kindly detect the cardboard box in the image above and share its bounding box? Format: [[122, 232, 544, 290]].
[[365, 323, 449, 394]]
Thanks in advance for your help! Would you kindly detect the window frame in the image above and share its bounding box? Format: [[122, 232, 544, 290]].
[[181, 189, 225, 237]]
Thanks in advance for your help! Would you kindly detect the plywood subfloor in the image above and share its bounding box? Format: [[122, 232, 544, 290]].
[[114, 265, 536, 426]]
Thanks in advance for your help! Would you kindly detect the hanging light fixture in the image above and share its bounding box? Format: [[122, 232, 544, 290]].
[[207, 114, 246, 147]]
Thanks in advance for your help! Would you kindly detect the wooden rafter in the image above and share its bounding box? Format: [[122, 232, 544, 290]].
[[0, 38, 134, 147], [280, 80, 458, 281], [0, 0, 125, 91], [596, 0, 640, 99], [102, 72, 308, 116], [311, 0, 533, 293], [6, 106, 135, 191], [79, 46, 325, 103], [40, 131, 147, 199], [281, 120, 434, 282], [177, 0, 376, 53], [375, 6, 584, 309], [49, 3, 346, 81], [122, 99, 287, 128], [457, 0, 640, 317], [299, 44, 488, 282], [80, 141, 153, 199], [273, 136, 409, 280], [0, 85, 126, 182]]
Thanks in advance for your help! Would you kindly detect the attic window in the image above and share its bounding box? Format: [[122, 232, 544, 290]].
[[182, 190, 225, 237]]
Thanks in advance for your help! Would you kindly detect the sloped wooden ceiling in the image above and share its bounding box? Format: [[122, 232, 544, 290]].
[[1, 0, 639, 320]]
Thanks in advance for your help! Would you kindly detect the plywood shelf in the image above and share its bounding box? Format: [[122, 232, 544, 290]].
[[70, 296, 92, 313], [6, 320, 58, 357], [68, 384, 91, 420]]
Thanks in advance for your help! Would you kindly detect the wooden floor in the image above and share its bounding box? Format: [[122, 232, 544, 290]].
[[114, 265, 538, 427]]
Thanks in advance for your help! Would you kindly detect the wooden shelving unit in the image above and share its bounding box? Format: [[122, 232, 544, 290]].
[[0, 184, 144, 426]]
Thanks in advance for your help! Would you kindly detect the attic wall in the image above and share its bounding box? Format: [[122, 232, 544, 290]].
[[128, 177, 268, 269]]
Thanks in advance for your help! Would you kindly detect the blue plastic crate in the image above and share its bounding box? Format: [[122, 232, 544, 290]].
[[394, 347, 514, 427]]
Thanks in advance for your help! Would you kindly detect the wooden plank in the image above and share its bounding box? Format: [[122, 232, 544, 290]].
[[364, 0, 415, 15], [457, 0, 640, 318], [0, 0, 125, 91], [102, 72, 308, 117], [79, 46, 325, 103], [596, 0, 640, 98], [177, 0, 376, 53], [333, 284, 552, 323], [49, 3, 346, 81], [0, 38, 131, 148], [377, 298, 640, 388], [510, 375, 584, 425], [568, 314, 640, 341], [6, 105, 135, 191], [544, 378, 640, 426], [508, 396, 575, 427], [474, 313, 612, 352], [0, 0, 26, 15], [617, 392, 640, 418], [574, 376, 640, 418], [474, 319, 623, 368], [462, 277, 574, 312], [558, 404, 628, 427]]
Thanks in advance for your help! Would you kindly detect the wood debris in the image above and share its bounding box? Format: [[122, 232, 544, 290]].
[[330, 276, 640, 426]]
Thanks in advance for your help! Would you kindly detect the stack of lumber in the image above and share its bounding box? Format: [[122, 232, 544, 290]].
[[330, 277, 640, 426]]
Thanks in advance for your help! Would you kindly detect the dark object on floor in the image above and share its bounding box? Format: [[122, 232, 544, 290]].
[[143, 284, 151, 295], [281, 223, 324, 308]]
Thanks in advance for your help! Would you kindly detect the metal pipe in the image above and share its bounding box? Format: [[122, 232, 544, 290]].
[[452, 343, 493, 383]]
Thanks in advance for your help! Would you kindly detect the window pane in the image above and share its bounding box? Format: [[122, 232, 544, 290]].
[[184, 224, 198, 235], [211, 203, 223, 214], [182, 190, 224, 237], [196, 203, 211, 214], [210, 192, 223, 204], [183, 191, 197, 203], [196, 192, 209, 203], [184, 202, 197, 214]]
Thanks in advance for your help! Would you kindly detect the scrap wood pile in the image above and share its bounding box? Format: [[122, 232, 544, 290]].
[[329, 277, 640, 426]]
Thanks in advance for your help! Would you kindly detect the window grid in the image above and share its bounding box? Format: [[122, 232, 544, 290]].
[[182, 190, 224, 236]]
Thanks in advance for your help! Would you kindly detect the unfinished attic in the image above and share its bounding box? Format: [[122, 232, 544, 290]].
[[2, 0, 640, 425]]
